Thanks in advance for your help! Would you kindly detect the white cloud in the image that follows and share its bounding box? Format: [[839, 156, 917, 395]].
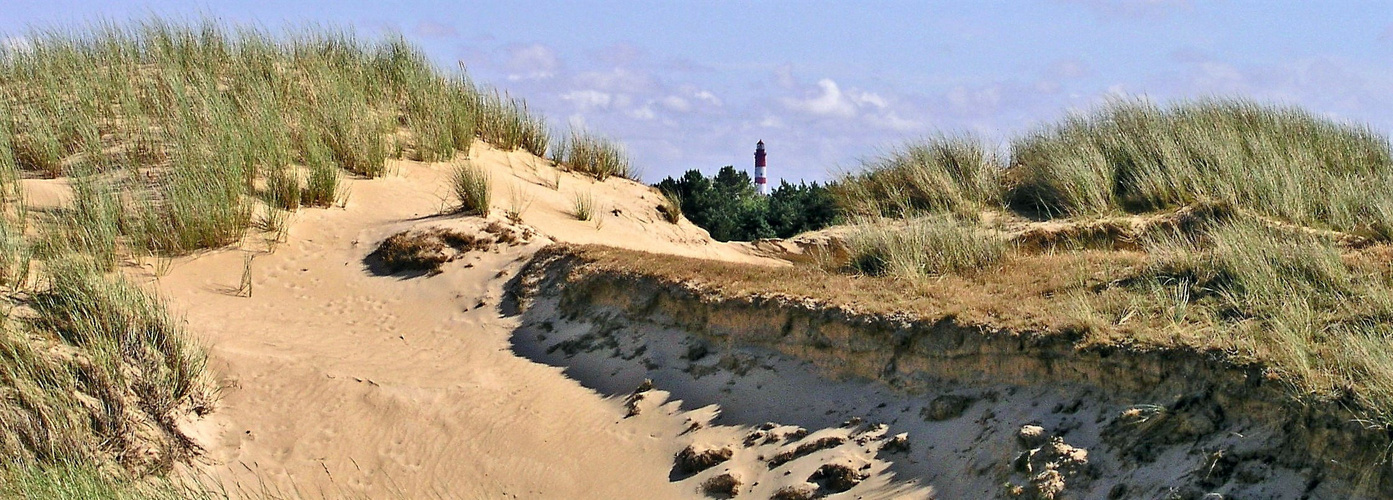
[[504, 43, 560, 81], [561, 90, 613, 110], [575, 67, 654, 93], [850, 90, 888, 109], [865, 111, 920, 132], [784, 78, 858, 118], [693, 90, 722, 107], [628, 105, 657, 120]]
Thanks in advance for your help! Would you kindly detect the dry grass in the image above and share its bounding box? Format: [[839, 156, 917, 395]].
[[369, 227, 495, 276], [505, 182, 533, 224]]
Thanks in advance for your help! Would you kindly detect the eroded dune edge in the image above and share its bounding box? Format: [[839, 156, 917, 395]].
[[506, 244, 1393, 499]]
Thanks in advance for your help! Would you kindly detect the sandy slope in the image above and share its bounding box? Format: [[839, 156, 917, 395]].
[[78, 144, 805, 498]]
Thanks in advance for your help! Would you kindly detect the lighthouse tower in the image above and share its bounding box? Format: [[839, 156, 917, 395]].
[[754, 140, 768, 195]]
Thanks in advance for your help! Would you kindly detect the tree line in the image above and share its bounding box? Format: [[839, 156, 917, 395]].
[[654, 166, 837, 242]]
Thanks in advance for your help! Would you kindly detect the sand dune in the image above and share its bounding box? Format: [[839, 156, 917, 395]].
[[104, 144, 915, 498]]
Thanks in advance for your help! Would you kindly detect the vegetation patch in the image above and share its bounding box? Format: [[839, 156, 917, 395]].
[[1, 254, 212, 477], [551, 128, 635, 181], [834, 134, 1001, 218], [1006, 98, 1393, 237], [1, 18, 550, 257], [368, 223, 531, 276]]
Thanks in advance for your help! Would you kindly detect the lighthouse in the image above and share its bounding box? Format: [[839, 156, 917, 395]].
[[754, 140, 768, 195]]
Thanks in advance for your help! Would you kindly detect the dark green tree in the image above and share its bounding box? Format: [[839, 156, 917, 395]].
[[654, 166, 837, 242]]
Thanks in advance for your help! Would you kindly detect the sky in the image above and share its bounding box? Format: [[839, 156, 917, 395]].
[[5, 1, 1393, 184]]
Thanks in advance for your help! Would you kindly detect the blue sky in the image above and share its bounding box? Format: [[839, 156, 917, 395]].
[[5, 1, 1393, 183]]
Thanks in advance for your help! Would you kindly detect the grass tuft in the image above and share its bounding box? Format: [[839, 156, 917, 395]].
[[571, 191, 596, 221], [450, 159, 492, 216], [658, 189, 683, 224], [552, 128, 636, 181]]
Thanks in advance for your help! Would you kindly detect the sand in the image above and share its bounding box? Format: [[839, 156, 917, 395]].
[[53, 143, 922, 498]]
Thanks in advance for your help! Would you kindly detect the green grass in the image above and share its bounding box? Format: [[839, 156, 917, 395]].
[[0, 461, 217, 500], [551, 128, 636, 181], [835, 134, 1001, 218], [1007, 98, 1393, 237], [846, 215, 1007, 279], [571, 190, 596, 221], [451, 159, 492, 216], [0, 18, 556, 256]]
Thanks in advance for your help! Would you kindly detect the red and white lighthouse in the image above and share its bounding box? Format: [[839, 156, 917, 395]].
[[754, 140, 768, 195]]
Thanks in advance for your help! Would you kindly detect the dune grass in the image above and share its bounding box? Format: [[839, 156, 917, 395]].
[[0, 252, 212, 477], [0, 18, 551, 257], [658, 189, 683, 224], [0, 461, 217, 500], [847, 216, 1007, 279], [551, 128, 636, 181], [1007, 98, 1393, 237], [835, 134, 1002, 218], [451, 160, 492, 216], [823, 98, 1393, 428], [571, 191, 597, 221]]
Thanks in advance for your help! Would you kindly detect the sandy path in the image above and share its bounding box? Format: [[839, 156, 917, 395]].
[[143, 149, 765, 498]]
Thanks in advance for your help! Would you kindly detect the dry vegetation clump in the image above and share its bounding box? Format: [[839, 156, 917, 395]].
[[701, 472, 742, 498], [370, 223, 532, 276], [673, 445, 734, 476], [370, 227, 494, 275], [551, 128, 637, 181]]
